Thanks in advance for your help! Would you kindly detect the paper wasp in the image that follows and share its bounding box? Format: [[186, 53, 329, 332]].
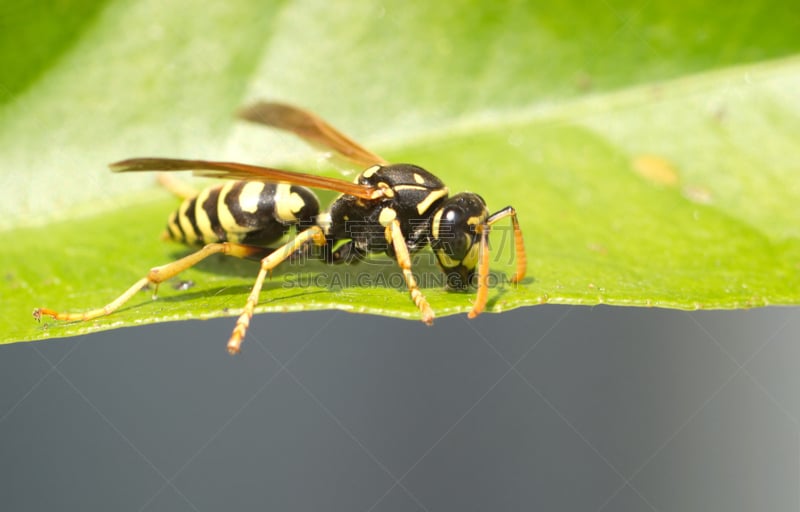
[[34, 102, 527, 354]]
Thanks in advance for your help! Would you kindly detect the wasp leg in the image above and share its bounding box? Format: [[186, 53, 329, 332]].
[[385, 219, 434, 325], [467, 206, 526, 319], [33, 242, 266, 323], [156, 172, 198, 200], [227, 226, 327, 355], [467, 226, 491, 319]]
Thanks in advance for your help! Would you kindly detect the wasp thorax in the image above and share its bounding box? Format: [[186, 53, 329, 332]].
[[357, 163, 449, 215], [430, 192, 489, 289], [357, 163, 443, 189], [326, 163, 450, 256]]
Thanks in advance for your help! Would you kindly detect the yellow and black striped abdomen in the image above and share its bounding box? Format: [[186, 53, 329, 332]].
[[165, 181, 320, 246]]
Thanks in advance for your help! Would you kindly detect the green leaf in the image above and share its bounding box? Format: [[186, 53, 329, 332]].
[[2, 1, 799, 344]]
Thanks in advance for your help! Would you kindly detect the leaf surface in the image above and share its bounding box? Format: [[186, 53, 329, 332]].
[[2, 1, 799, 344]]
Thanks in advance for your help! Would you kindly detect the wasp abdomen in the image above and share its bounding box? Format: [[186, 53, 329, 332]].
[[165, 181, 320, 246]]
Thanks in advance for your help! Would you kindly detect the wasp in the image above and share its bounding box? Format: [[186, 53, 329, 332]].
[[33, 102, 527, 354]]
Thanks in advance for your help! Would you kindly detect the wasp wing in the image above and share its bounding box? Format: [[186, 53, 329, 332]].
[[110, 158, 385, 200], [238, 102, 389, 168]]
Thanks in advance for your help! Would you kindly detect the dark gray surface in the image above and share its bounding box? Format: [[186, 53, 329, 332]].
[[1, 306, 799, 511]]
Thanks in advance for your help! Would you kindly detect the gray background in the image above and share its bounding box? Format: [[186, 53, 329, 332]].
[[1, 306, 799, 511]]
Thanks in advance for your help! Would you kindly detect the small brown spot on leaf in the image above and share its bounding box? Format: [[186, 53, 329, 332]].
[[587, 243, 608, 255], [575, 71, 592, 92], [682, 185, 713, 204], [632, 155, 680, 187]]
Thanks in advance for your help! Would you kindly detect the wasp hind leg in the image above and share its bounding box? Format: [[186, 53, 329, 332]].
[[156, 172, 198, 200], [227, 226, 327, 355], [33, 242, 266, 327]]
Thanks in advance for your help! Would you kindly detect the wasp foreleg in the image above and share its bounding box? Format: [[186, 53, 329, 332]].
[[467, 206, 526, 319]]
